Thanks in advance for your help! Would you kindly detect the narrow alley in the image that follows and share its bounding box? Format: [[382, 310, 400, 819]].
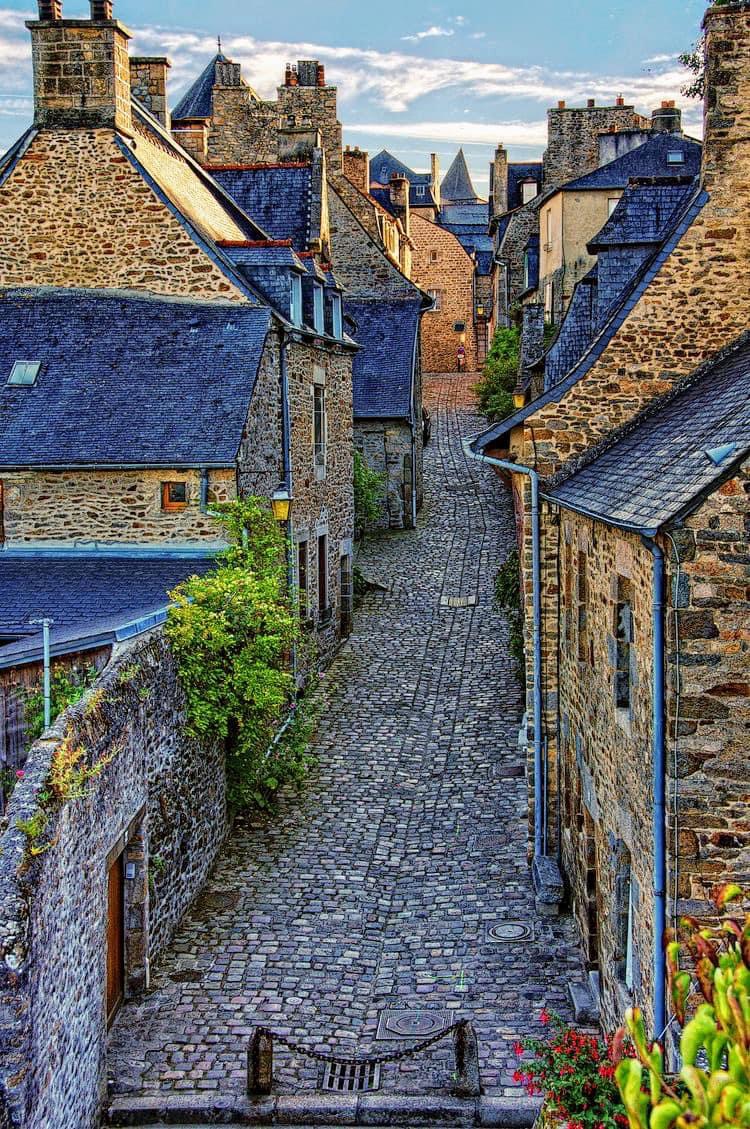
[[107, 373, 584, 1106]]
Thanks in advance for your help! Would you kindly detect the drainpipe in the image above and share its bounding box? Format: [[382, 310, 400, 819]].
[[462, 438, 544, 858], [642, 535, 667, 1039], [199, 468, 209, 512], [30, 617, 54, 729]]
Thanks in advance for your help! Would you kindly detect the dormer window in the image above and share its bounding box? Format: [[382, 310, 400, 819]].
[[7, 361, 41, 386], [666, 150, 685, 165], [331, 293, 343, 339], [521, 180, 537, 204], [290, 274, 303, 327], [313, 283, 324, 333], [415, 185, 426, 197], [380, 164, 388, 180]]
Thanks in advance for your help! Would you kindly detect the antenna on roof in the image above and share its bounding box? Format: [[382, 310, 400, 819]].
[[217, 34, 222, 53]]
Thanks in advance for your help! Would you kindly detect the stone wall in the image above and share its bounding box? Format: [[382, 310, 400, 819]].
[[205, 90, 278, 166], [496, 203, 539, 325], [328, 184, 414, 298], [543, 103, 650, 190], [0, 632, 227, 1129], [0, 129, 246, 301], [354, 419, 419, 530], [0, 468, 234, 549], [410, 213, 477, 372]]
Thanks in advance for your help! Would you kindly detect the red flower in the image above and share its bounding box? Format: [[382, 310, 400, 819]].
[[512, 1069, 525, 1083], [15, 769, 24, 779], [513, 1041, 524, 1057], [598, 1064, 615, 1079], [540, 1009, 551, 1024]]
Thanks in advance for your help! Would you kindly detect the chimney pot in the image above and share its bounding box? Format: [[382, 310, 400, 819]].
[[557, 100, 566, 109], [37, 0, 62, 17], [587, 98, 595, 108], [90, 0, 113, 18], [316, 63, 325, 87], [615, 95, 624, 106]]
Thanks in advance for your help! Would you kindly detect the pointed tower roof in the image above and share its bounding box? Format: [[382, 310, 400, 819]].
[[173, 54, 229, 120], [441, 148, 479, 203]]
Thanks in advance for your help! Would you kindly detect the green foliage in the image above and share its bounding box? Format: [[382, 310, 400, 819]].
[[616, 885, 750, 1129], [166, 497, 314, 810], [474, 326, 521, 421], [353, 450, 385, 539], [16, 808, 52, 857], [494, 549, 525, 684], [25, 664, 98, 749], [516, 1011, 628, 1129], [679, 37, 706, 100]]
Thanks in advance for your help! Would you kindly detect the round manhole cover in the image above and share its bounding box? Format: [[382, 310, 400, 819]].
[[385, 1012, 443, 1036], [487, 922, 533, 942]]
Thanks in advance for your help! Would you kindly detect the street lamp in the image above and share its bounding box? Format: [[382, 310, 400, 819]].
[[270, 484, 292, 524]]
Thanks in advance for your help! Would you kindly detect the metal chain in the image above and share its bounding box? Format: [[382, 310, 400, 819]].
[[256, 1021, 462, 1067]]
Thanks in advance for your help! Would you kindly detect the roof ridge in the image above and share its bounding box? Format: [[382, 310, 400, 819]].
[[208, 162, 311, 171]]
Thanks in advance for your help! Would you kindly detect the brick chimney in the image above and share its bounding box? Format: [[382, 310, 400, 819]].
[[26, 0, 132, 132], [130, 56, 170, 128], [651, 99, 682, 134], [389, 173, 410, 233], [171, 117, 208, 160], [343, 145, 370, 193], [702, 1, 750, 197], [492, 143, 508, 216], [430, 152, 440, 208]]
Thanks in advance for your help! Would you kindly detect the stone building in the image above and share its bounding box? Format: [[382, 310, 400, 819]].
[[171, 48, 428, 527], [470, 0, 750, 1040]]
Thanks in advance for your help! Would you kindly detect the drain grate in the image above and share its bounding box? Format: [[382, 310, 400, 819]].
[[470, 831, 508, 850], [487, 921, 535, 943], [440, 595, 477, 608], [320, 1061, 381, 1092], [376, 1008, 453, 1040]]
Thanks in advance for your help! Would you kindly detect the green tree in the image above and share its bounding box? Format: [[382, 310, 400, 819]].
[[474, 326, 521, 421], [616, 884, 750, 1128]]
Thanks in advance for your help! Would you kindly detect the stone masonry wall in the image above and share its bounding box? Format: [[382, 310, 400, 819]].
[[328, 184, 415, 298], [354, 419, 417, 530], [1, 468, 235, 549], [410, 213, 477, 372], [0, 129, 245, 301], [0, 632, 227, 1129], [543, 104, 650, 190]]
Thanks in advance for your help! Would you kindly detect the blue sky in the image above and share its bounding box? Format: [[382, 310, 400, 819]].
[[0, 0, 707, 191]]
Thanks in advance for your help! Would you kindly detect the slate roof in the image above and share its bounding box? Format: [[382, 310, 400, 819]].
[[0, 553, 216, 668], [0, 288, 272, 468], [441, 149, 480, 203], [563, 133, 701, 191], [346, 297, 421, 419], [172, 53, 229, 120], [470, 179, 709, 453], [370, 150, 430, 185], [440, 202, 490, 226], [211, 166, 313, 252], [507, 163, 543, 210], [546, 333, 750, 534], [588, 178, 696, 250], [220, 243, 305, 269], [370, 185, 438, 215]]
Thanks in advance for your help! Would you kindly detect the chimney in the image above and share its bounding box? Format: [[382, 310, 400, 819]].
[[557, 100, 566, 109], [130, 56, 170, 128], [615, 95, 624, 106], [26, 0, 132, 132], [316, 63, 326, 87], [277, 124, 321, 161], [389, 173, 410, 234], [171, 117, 208, 160], [651, 99, 681, 134], [430, 152, 440, 208], [492, 143, 508, 216], [587, 98, 596, 108], [343, 146, 369, 193], [702, 1, 750, 197]]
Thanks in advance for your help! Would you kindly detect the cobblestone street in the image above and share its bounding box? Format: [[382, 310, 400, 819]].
[[108, 373, 584, 1102]]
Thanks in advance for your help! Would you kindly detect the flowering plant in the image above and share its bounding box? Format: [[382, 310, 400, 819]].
[[514, 1011, 629, 1129]]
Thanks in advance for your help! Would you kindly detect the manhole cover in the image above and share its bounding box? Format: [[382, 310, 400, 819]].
[[440, 595, 477, 608], [471, 832, 508, 849], [487, 921, 535, 943], [320, 1061, 380, 1092], [376, 1009, 453, 1040]]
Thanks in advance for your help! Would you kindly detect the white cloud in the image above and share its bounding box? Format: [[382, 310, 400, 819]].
[[401, 25, 455, 42], [345, 119, 549, 148]]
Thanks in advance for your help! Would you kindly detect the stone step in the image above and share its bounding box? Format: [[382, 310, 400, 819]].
[[106, 1091, 539, 1127]]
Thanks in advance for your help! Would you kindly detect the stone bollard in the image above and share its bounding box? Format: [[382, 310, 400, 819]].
[[247, 1027, 273, 1095], [451, 1019, 481, 1097]]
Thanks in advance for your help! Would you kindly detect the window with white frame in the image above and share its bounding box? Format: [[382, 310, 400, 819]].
[[290, 274, 302, 326], [608, 196, 620, 217], [313, 366, 326, 472], [521, 180, 537, 204], [427, 289, 442, 311], [313, 283, 324, 333], [331, 293, 343, 339]]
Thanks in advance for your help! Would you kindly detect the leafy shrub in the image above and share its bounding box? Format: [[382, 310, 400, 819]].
[[515, 1010, 628, 1129], [353, 449, 385, 538], [166, 497, 314, 810], [474, 326, 521, 421], [494, 549, 525, 684], [24, 664, 98, 750], [616, 884, 750, 1129]]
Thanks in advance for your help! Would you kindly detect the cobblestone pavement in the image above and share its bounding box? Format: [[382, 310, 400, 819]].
[[108, 373, 585, 1101]]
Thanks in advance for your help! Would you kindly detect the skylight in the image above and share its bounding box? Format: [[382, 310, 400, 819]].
[[666, 150, 685, 165], [7, 361, 41, 386]]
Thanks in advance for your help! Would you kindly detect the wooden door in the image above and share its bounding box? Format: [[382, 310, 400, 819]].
[[106, 854, 124, 1025]]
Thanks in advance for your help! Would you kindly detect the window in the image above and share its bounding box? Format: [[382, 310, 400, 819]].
[[7, 361, 41, 386], [544, 279, 554, 321], [380, 164, 388, 180], [313, 372, 326, 471], [290, 274, 302, 327], [615, 844, 635, 992], [521, 179, 537, 204], [313, 283, 324, 333], [545, 208, 552, 247], [577, 550, 588, 662], [615, 576, 634, 713], [608, 196, 620, 217], [317, 533, 328, 616], [339, 553, 353, 637], [161, 481, 187, 511], [297, 538, 308, 614], [430, 249, 439, 262], [427, 289, 442, 311], [523, 250, 530, 291], [415, 185, 426, 197], [666, 149, 685, 164], [331, 293, 343, 339], [453, 321, 465, 333]]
